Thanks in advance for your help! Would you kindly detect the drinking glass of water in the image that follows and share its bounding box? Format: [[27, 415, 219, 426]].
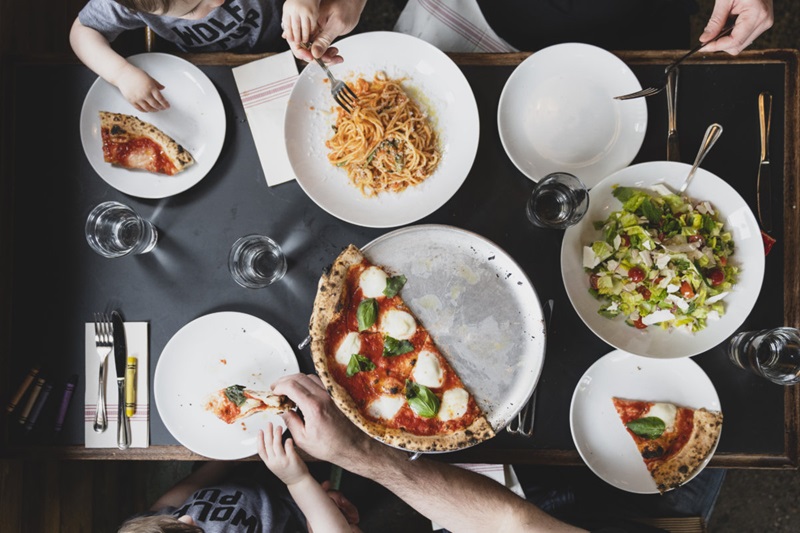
[[228, 234, 287, 289], [728, 327, 800, 385], [526, 172, 589, 229], [85, 201, 158, 258]]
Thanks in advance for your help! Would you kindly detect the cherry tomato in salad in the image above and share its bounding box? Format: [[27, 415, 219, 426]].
[[628, 267, 645, 283], [680, 281, 695, 299], [590, 274, 600, 290], [688, 234, 705, 245], [636, 286, 652, 300], [707, 268, 725, 287], [632, 316, 647, 329], [621, 234, 631, 247]]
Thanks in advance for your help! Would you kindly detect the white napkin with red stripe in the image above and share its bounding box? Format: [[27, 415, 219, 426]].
[[84, 322, 149, 448], [232, 51, 299, 187], [395, 0, 517, 53]]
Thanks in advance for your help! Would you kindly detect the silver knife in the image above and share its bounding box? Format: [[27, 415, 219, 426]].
[[666, 68, 680, 162], [112, 311, 131, 450], [757, 91, 773, 232]]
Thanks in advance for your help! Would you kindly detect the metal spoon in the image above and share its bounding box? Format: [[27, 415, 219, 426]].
[[678, 123, 723, 194]]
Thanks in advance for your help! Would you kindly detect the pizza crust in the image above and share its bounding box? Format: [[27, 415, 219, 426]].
[[309, 245, 495, 452], [99, 111, 194, 173], [650, 408, 723, 493]]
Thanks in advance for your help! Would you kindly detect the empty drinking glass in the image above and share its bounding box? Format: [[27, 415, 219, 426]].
[[85, 201, 158, 258], [728, 327, 800, 385], [526, 172, 589, 229], [228, 234, 287, 289]]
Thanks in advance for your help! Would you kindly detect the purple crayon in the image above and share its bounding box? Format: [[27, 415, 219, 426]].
[[54, 375, 78, 433]]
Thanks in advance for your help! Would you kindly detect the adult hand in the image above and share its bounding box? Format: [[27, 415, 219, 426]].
[[699, 0, 773, 55], [114, 63, 170, 112], [288, 0, 367, 64], [271, 373, 369, 464]]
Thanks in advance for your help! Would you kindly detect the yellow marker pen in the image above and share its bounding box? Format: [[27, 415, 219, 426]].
[[125, 357, 137, 417]]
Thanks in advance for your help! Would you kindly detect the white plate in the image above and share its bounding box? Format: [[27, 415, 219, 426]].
[[498, 43, 647, 188], [285, 32, 479, 228], [570, 349, 722, 493], [363, 225, 545, 445], [79, 53, 226, 198], [154, 312, 299, 459], [561, 161, 765, 358]]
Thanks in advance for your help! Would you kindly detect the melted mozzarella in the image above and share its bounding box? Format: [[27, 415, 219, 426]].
[[438, 388, 469, 421], [367, 395, 405, 420], [359, 267, 389, 298], [335, 332, 362, 366], [645, 402, 677, 431], [380, 309, 417, 340], [412, 350, 444, 388]]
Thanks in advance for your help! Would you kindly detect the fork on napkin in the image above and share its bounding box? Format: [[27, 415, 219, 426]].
[[84, 322, 149, 448], [232, 51, 299, 187]]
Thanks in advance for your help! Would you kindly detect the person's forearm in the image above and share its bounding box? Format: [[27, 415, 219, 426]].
[[339, 439, 583, 533], [150, 461, 236, 511], [69, 19, 132, 86], [287, 476, 351, 532]]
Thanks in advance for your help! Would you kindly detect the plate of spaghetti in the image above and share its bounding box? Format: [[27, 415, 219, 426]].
[[285, 32, 479, 228]]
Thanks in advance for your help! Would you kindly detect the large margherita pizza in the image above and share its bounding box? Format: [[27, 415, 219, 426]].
[[612, 397, 723, 493], [309, 245, 495, 452]]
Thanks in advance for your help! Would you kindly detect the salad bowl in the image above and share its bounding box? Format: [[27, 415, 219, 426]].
[[561, 161, 765, 358]]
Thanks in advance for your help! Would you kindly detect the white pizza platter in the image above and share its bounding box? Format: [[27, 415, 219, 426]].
[[154, 312, 299, 460], [79, 52, 226, 199], [362, 224, 546, 451], [570, 349, 721, 493]]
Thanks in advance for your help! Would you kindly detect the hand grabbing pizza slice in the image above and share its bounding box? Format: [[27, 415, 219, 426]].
[[100, 111, 194, 175], [309, 245, 495, 452], [612, 397, 722, 493], [205, 384, 295, 425]]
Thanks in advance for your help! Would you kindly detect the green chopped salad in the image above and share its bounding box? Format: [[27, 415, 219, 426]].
[[584, 185, 738, 332]]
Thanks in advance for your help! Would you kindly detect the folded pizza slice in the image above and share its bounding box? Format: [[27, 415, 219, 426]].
[[612, 397, 723, 493], [205, 385, 295, 424], [99, 111, 194, 175], [309, 245, 495, 453]]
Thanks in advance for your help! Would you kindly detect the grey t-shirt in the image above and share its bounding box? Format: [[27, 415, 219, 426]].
[[78, 0, 286, 53]]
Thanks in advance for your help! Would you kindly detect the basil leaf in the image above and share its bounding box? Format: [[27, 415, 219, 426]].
[[612, 186, 635, 203], [405, 380, 440, 418], [626, 416, 666, 440], [346, 354, 376, 377], [382, 335, 414, 357], [224, 385, 247, 407], [357, 298, 378, 332], [639, 198, 662, 224], [383, 274, 407, 298]]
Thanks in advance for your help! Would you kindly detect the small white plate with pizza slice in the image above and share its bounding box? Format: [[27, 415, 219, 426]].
[[79, 52, 226, 199], [570, 349, 722, 494], [154, 311, 299, 460]]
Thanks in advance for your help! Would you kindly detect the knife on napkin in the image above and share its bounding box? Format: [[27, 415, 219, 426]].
[[112, 311, 131, 450], [757, 91, 773, 233]]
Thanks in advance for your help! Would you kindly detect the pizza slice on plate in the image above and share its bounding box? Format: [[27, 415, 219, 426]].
[[99, 111, 194, 175], [612, 397, 723, 493], [205, 384, 295, 424], [309, 245, 495, 452]]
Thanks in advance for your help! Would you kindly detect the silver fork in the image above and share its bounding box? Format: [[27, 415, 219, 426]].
[[614, 17, 736, 101], [507, 299, 554, 437], [93, 313, 113, 433], [301, 43, 358, 113]]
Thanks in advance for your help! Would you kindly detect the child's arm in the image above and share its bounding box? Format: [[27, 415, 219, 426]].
[[258, 422, 353, 533], [69, 17, 169, 113], [149, 461, 237, 511], [282, 0, 320, 46]]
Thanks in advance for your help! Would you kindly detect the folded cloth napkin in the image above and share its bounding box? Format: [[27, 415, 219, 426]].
[[431, 463, 525, 530], [84, 322, 149, 448], [394, 0, 517, 53], [232, 51, 299, 187]]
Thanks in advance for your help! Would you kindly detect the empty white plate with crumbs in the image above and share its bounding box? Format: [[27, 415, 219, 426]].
[[154, 312, 299, 459], [362, 224, 546, 444], [498, 43, 647, 188]]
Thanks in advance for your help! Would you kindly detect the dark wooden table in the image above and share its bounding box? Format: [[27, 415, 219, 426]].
[[1, 50, 798, 467]]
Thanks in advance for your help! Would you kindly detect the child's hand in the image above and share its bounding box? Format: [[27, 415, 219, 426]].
[[257, 422, 309, 486], [282, 0, 319, 45], [115, 63, 170, 113]]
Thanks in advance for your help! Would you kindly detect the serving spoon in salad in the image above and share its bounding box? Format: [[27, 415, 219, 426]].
[[677, 123, 723, 194]]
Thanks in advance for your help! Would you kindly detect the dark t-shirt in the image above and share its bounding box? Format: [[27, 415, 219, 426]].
[[476, 0, 698, 51]]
